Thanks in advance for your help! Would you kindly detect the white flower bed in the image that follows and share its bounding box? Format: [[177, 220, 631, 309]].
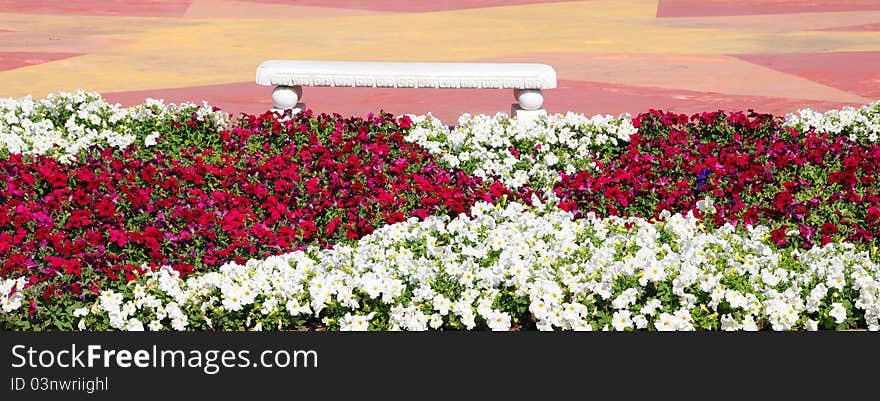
[[405, 112, 636, 191], [5, 91, 879, 168], [0, 90, 229, 163], [784, 101, 880, 142], [58, 198, 880, 331]]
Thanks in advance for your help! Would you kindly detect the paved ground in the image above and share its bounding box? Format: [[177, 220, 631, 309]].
[[1, 0, 880, 122]]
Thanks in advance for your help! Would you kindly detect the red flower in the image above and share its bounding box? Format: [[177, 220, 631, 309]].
[[490, 181, 508, 198], [108, 230, 127, 247], [95, 199, 116, 218], [65, 209, 92, 229], [843, 155, 860, 170], [301, 221, 317, 240], [820, 223, 838, 236], [742, 207, 760, 226], [385, 211, 405, 224], [868, 206, 880, 223], [221, 210, 246, 231], [771, 227, 788, 246], [325, 215, 341, 237], [143, 227, 163, 252], [140, 165, 158, 184], [603, 186, 628, 207], [305, 177, 321, 196], [412, 209, 429, 220], [173, 263, 194, 275], [64, 259, 82, 277], [396, 115, 412, 129], [771, 192, 794, 213]]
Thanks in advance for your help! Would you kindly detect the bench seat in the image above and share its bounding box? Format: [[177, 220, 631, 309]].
[[255, 60, 557, 119]]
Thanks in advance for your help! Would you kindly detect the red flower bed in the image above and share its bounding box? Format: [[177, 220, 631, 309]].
[[0, 111, 511, 304], [554, 110, 880, 248]]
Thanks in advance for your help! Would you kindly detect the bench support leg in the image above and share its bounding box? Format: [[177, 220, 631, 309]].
[[512, 89, 546, 122], [272, 85, 306, 114]]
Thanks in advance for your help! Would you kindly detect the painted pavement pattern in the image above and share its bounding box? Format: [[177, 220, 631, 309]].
[[1, 0, 879, 122]]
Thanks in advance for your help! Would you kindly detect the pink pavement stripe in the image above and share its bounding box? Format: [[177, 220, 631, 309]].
[[183, 0, 386, 18], [0, 51, 82, 72], [657, 0, 880, 18], [820, 22, 880, 31], [548, 80, 851, 118], [103, 79, 853, 124], [735, 52, 880, 99], [0, 0, 192, 17], [103, 82, 267, 117], [236, 0, 572, 13]]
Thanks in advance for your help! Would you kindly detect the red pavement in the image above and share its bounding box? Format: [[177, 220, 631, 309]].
[[0, 51, 83, 72], [657, 0, 880, 18]]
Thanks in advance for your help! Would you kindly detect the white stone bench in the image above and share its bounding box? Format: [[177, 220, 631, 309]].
[[255, 60, 557, 119]]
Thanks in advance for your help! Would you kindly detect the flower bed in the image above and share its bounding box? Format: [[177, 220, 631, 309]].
[[1, 91, 879, 331], [69, 201, 880, 332], [554, 110, 880, 250], [406, 112, 636, 191], [0, 94, 513, 330], [784, 101, 880, 144], [1, 91, 229, 163]]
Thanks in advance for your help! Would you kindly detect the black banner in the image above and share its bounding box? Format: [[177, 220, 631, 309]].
[[0, 332, 876, 400]]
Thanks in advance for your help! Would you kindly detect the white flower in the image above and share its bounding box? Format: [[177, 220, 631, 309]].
[[261, 297, 279, 315], [285, 299, 309, 316], [340, 312, 374, 331], [133, 284, 146, 300], [73, 307, 89, 317], [125, 319, 145, 331], [695, 197, 716, 214], [572, 320, 593, 331], [720, 314, 741, 331], [144, 131, 160, 147], [742, 315, 759, 331], [486, 311, 511, 331], [221, 286, 245, 312], [654, 313, 679, 331], [827, 273, 846, 291], [641, 264, 666, 286], [432, 295, 452, 316], [632, 315, 648, 329], [429, 313, 444, 329], [829, 303, 847, 324], [611, 310, 633, 331], [640, 299, 663, 316], [98, 290, 124, 312], [611, 288, 638, 310], [171, 316, 188, 331]]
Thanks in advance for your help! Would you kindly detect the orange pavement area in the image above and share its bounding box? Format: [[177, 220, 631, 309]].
[[1, 0, 880, 122]]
